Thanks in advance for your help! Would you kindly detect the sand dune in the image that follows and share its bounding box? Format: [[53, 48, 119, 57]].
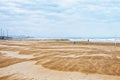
[[0, 40, 120, 80]]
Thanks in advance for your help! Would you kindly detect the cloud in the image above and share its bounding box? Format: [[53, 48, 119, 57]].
[[0, 0, 119, 22], [0, 0, 120, 37]]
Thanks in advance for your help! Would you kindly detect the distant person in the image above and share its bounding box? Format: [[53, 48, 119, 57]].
[[88, 39, 90, 42], [73, 41, 76, 44]]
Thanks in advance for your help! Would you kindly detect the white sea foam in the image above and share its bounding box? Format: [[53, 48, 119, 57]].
[[69, 38, 120, 43]]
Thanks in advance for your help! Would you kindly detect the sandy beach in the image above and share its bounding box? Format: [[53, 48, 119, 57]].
[[0, 40, 120, 80]]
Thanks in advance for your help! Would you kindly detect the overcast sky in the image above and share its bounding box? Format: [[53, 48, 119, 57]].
[[0, 0, 120, 38]]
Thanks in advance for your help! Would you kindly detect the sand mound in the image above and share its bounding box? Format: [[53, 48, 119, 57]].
[[37, 55, 120, 76]]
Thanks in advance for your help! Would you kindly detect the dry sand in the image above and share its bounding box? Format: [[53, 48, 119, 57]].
[[0, 40, 120, 80]]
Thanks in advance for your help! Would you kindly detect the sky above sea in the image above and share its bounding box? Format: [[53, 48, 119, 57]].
[[0, 0, 120, 37]]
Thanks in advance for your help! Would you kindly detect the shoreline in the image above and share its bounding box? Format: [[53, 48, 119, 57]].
[[1, 39, 120, 46]]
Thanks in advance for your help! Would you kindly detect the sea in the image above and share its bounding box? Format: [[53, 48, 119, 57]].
[[69, 38, 120, 43], [25, 37, 120, 43]]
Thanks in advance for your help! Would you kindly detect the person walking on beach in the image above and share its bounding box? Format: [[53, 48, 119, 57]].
[[73, 41, 76, 44], [88, 39, 90, 42]]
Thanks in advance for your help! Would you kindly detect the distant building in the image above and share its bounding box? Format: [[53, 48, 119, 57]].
[[0, 36, 12, 40]]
